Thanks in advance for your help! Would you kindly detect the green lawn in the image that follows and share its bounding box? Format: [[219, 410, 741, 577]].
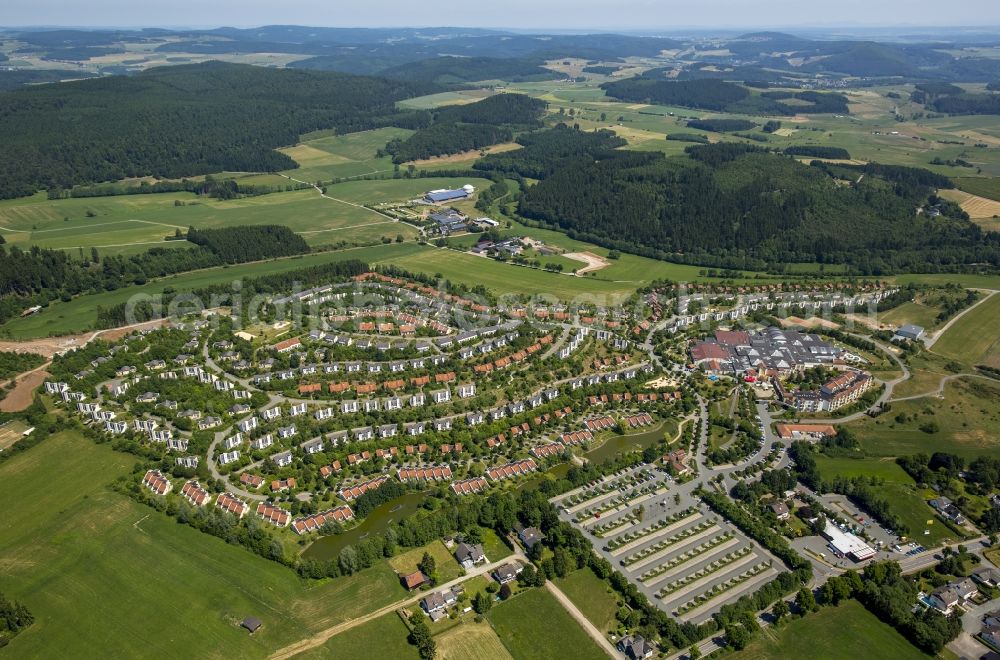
[[553, 568, 619, 634], [487, 587, 606, 660], [480, 527, 513, 563], [0, 430, 407, 658], [931, 293, 1000, 368], [730, 600, 930, 660], [299, 612, 417, 659], [436, 619, 514, 660]]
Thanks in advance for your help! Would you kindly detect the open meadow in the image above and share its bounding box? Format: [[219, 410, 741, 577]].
[[851, 378, 1000, 459], [931, 292, 1000, 368], [0, 430, 414, 659], [486, 587, 607, 660], [729, 600, 931, 660]]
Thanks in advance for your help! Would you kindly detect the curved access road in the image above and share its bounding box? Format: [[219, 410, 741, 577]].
[[921, 289, 997, 349]]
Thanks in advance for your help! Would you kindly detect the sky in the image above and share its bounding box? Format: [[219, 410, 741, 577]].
[[4, 0, 1000, 31]]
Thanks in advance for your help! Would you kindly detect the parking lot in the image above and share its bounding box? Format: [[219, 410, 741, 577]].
[[553, 466, 781, 624]]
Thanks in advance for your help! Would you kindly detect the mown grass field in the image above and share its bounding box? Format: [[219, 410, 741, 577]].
[[850, 378, 1000, 459], [553, 567, 619, 634], [487, 587, 606, 660], [436, 620, 514, 660], [931, 293, 1000, 368], [730, 600, 930, 660], [299, 612, 417, 659], [0, 430, 409, 658], [879, 301, 942, 331]]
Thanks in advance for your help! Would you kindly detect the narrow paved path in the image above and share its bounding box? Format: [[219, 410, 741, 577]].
[[544, 580, 617, 658], [922, 289, 997, 348], [268, 552, 526, 660], [890, 372, 999, 402]]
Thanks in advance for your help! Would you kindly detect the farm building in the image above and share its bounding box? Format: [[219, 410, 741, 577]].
[[424, 185, 474, 203]]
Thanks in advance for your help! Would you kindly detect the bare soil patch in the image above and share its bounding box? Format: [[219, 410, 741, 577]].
[[1, 369, 49, 412], [565, 251, 611, 276]]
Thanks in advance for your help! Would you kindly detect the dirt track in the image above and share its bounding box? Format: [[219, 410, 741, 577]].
[[565, 251, 610, 276]]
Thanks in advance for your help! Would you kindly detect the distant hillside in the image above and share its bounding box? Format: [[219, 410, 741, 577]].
[[601, 77, 848, 115], [0, 62, 431, 199], [379, 56, 560, 85]]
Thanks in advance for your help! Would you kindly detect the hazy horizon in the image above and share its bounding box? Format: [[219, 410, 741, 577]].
[[3, 0, 1000, 32]]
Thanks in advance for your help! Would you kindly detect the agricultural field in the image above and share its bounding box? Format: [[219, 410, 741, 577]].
[[0, 430, 410, 658], [850, 378, 1000, 459], [937, 188, 1000, 232], [397, 89, 493, 110], [0, 188, 408, 254], [930, 292, 1000, 368], [486, 587, 607, 660], [275, 127, 413, 182], [730, 600, 931, 660], [436, 620, 514, 660], [553, 567, 619, 634]]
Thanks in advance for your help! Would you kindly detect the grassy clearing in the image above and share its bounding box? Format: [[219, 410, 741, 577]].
[[879, 301, 942, 332], [553, 567, 619, 634], [436, 620, 514, 660], [397, 90, 492, 110], [299, 611, 417, 659], [932, 293, 1000, 367], [730, 600, 930, 660], [388, 540, 464, 583], [0, 430, 407, 659], [851, 378, 1000, 459], [278, 127, 412, 182], [368, 246, 638, 301], [487, 587, 606, 660]]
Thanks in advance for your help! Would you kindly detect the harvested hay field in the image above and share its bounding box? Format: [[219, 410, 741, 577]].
[[938, 189, 1000, 231]]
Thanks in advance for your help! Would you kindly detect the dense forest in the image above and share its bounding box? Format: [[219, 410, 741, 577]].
[[601, 76, 849, 116], [382, 94, 546, 164], [186, 225, 310, 263], [500, 136, 999, 273], [687, 118, 757, 132], [0, 224, 312, 326], [473, 123, 626, 179], [0, 62, 431, 199]]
